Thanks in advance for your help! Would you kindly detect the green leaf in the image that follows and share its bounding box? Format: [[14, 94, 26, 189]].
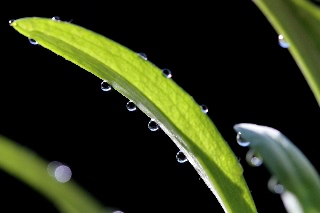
[[10, 17, 256, 213], [234, 123, 320, 213], [0, 135, 109, 213], [252, 0, 320, 106]]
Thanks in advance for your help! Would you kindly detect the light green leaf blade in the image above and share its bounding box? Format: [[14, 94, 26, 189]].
[[252, 0, 320, 106], [234, 123, 320, 213], [10, 17, 256, 213], [0, 135, 109, 213]]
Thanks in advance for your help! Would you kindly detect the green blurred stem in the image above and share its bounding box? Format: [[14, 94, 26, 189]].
[[0, 135, 107, 213], [254, 0, 320, 105]]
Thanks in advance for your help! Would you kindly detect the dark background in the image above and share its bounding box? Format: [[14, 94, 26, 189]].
[[1, 1, 320, 212]]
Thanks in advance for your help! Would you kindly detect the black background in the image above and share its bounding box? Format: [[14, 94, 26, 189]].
[[1, 1, 320, 213]]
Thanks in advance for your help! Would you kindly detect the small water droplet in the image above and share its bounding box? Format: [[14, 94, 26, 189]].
[[200, 104, 208, 114], [47, 161, 72, 183], [278, 35, 290, 48], [9, 19, 15, 26], [138, 52, 147, 60], [28, 38, 38, 45], [148, 119, 159, 131], [246, 149, 263, 167], [236, 132, 250, 147], [176, 150, 188, 163], [162, 68, 172, 78], [268, 176, 284, 194], [52, 16, 61, 21], [101, 80, 112, 92], [113, 211, 124, 213], [126, 100, 136, 111], [55, 165, 72, 183]]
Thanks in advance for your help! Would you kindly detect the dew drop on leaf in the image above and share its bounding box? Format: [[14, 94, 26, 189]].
[[101, 80, 112, 92], [126, 100, 136, 112], [52, 16, 61, 21], [278, 34, 290, 48], [236, 132, 250, 147], [9, 19, 15, 26], [246, 149, 263, 167], [162, 68, 172, 78], [176, 150, 188, 163], [148, 119, 159, 131], [28, 38, 38, 45], [138, 52, 148, 60], [268, 176, 284, 194], [200, 104, 208, 114]]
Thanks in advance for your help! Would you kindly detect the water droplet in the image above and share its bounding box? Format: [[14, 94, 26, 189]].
[[148, 119, 159, 131], [278, 35, 290, 48], [55, 165, 72, 183], [52, 16, 61, 21], [268, 176, 284, 194], [176, 150, 188, 163], [162, 68, 172, 78], [101, 80, 112, 92], [246, 149, 263, 167], [200, 104, 208, 114], [47, 161, 72, 183], [126, 100, 136, 111], [113, 211, 124, 213], [138, 52, 147, 60], [9, 19, 15, 26], [28, 38, 38, 45], [236, 132, 250, 147]]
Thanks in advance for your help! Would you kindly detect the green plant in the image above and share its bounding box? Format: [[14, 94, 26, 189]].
[[4, 0, 320, 212]]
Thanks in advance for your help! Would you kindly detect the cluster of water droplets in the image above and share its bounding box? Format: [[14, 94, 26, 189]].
[[47, 161, 72, 183], [236, 132, 286, 194]]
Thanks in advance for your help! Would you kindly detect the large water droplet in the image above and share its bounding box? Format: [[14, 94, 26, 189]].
[[9, 19, 15, 26], [112, 211, 124, 213], [52, 16, 61, 21], [138, 52, 148, 60], [47, 161, 72, 183], [148, 119, 159, 131], [162, 68, 172, 78], [278, 35, 290, 48], [101, 80, 112, 92], [176, 150, 188, 163], [126, 100, 136, 111], [200, 104, 208, 114], [236, 132, 250, 147], [268, 176, 284, 194], [246, 149, 263, 167], [28, 38, 38, 45]]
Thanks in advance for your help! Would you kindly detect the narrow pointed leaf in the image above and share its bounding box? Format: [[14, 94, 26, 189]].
[[234, 123, 320, 213], [10, 17, 256, 213], [253, 0, 320, 106]]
